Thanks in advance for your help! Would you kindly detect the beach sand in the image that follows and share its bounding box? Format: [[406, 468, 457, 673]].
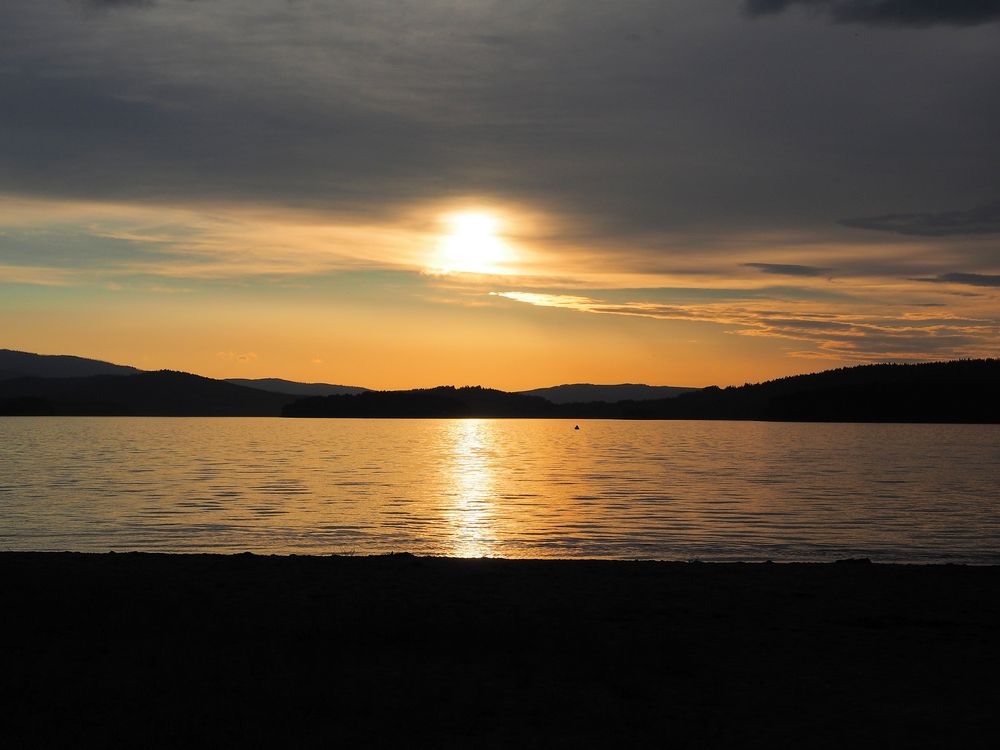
[[2, 553, 998, 747]]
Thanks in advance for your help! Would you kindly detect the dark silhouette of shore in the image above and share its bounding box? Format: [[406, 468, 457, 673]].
[[0, 371, 295, 416], [284, 384, 557, 418], [2, 354, 998, 421], [3, 553, 997, 747], [285, 360, 1000, 422], [519, 383, 698, 403]]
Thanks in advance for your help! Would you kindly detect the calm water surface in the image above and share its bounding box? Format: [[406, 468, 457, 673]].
[[1, 418, 998, 562]]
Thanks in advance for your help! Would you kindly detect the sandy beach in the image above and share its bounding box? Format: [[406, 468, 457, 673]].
[[3, 553, 999, 748]]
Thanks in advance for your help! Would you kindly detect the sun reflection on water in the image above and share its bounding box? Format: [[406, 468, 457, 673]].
[[443, 420, 498, 557]]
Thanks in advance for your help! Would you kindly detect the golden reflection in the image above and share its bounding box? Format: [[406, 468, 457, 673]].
[[443, 420, 498, 557]]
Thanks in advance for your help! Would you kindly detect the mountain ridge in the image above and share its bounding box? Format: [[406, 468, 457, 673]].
[[0, 349, 693, 401], [0, 349, 141, 380], [3, 349, 998, 422], [224, 378, 369, 397], [519, 383, 697, 404], [284, 360, 1000, 423]]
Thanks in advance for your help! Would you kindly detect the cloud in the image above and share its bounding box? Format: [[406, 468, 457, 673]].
[[744, 263, 832, 277], [489, 292, 596, 310], [2, 0, 999, 247], [913, 272, 1000, 287], [216, 350, 258, 363], [841, 200, 1000, 236], [745, 0, 1000, 27], [81, 0, 156, 7], [0, 264, 87, 286], [75, 0, 157, 10], [2, 0, 1000, 371], [493, 288, 1000, 361]]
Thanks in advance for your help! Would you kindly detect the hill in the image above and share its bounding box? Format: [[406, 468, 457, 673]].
[[0, 349, 140, 381], [0, 371, 295, 416], [284, 360, 1000, 422], [225, 378, 369, 397], [519, 383, 696, 404], [3, 355, 997, 422], [613, 359, 1000, 423]]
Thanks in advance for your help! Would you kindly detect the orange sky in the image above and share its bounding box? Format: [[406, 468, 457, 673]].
[[2, 1, 998, 388], [3, 195, 997, 390]]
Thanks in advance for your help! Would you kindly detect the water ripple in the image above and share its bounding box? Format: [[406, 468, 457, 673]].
[[1, 417, 998, 561]]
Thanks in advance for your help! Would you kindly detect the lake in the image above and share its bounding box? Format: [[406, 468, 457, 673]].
[[1, 417, 998, 562]]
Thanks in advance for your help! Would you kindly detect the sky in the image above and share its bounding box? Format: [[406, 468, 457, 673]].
[[2, 0, 999, 389]]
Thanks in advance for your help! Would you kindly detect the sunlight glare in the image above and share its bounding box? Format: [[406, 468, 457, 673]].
[[444, 420, 497, 557], [434, 211, 510, 274]]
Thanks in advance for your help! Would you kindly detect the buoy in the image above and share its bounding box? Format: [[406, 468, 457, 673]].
[[574, 425, 580, 430]]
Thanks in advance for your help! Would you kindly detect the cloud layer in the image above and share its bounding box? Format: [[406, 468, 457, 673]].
[[494, 289, 999, 362], [2, 1, 999, 377], [744, 263, 832, 277], [745, 0, 1000, 26], [914, 272, 1000, 287], [841, 200, 1000, 236], [3, 0, 999, 237]]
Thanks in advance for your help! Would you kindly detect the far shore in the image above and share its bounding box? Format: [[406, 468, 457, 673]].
[[3, 552, 999, 747]]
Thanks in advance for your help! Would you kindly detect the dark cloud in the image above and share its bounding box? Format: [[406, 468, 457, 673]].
[[913, 272, 1000, 287], [744, 263, 832, 277], [0, 0, 999, 249], [841, 200, 1000, 236], [79, 0, 155, 7], [745, 0, 1000, 27]]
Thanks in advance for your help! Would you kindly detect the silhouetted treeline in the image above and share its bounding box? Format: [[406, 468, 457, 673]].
[[224, 378, 369, 397], [3, 358, 998, 421], [621, 359, 1000, 423], [518, 383, 696, 403], [284, 360, 1000, 423]]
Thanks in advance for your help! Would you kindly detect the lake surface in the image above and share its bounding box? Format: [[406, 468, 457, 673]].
[[1, 418, 998, 562]]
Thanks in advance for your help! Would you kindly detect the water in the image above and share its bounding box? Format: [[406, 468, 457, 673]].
[[1, 417, 998, 562]]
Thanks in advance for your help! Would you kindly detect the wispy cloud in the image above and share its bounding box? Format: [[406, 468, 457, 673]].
[[488, 291, 597, 309], [745, 0, 1000, 27], [912, 272, 1000, 287], [842, 200, 1000, 237], [744, 262, 832, 277], [0, 196, 439, 281], [493, 289, 1000, 362], [217, 350, 258, 363], [0, 264, 85, 286]]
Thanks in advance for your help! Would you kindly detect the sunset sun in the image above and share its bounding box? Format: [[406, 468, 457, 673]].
[[435, 211, 509, 274]]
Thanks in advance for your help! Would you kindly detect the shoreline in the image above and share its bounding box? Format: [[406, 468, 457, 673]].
[[4, 552, 999, 746], [5, 550, 1000, 565], [5, 414, 1000, 424]]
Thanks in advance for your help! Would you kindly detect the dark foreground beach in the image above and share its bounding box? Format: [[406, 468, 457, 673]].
[[3, 554, 999, 748]]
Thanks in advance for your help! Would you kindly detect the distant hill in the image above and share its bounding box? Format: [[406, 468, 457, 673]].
[[283, 386, 556, 418], [3, 351, 998, 422], [0, 349, 368, 408], [0, 371, 294, 416], [519, 383, 696, 404], [0, 349, 140, 381], [604, 359, 1000, 423], [284, 360, 1000, 423], [225, 378, 369, 397]]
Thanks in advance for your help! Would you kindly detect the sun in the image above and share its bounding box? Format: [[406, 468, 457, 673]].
[[434, 212, 509, 274]]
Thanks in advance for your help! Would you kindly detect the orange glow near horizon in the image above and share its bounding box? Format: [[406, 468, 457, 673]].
[[2, 195, 998, 392]]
